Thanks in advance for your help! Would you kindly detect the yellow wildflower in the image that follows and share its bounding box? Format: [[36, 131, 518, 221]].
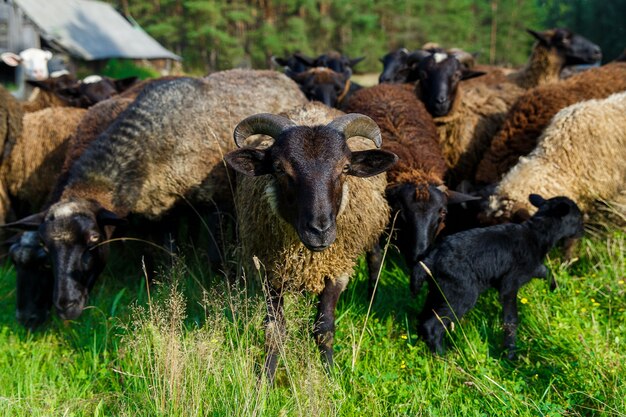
[[521, 297, 529, 304], [401, 335, 408, 340]]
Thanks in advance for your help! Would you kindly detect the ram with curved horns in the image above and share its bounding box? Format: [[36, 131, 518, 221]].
[[225, 104, 397, 381]]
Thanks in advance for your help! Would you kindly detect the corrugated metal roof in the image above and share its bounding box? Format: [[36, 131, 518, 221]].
[[14, 0, 180, 60]]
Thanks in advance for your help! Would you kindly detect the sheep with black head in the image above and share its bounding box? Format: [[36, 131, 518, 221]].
[[225, 103, 397, 381]]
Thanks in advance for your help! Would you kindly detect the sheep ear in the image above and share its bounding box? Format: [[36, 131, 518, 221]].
[[348, 150, 397, 178], [96, 208, 127, 227], [224, 148, 272, 177], [294, 54, 315, 67], [1, 212, 46, 231], [527, 29, 549, 46], [349, 56, 365, 68], [528, 193, 546, 208], [446, 190, 482, 205], [552, 202, 571, 217], [1, 52, 21, 67], [461, 69, 486, 80]]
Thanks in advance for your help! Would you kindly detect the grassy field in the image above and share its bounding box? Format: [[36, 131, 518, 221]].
[[0, 229, 624, 416]]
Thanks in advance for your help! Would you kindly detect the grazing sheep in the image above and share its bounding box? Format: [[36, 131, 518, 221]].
[[343, 84, 477, 293], [475, 62, 626, 185], [4, 70, 308, 321], [415, 194, 584, 358], [0, 106, 87, 224], [484, 91, 626, 227], [225, 104, 397, 380]]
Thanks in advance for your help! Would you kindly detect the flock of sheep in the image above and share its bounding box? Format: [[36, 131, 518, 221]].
[[0, 26, 624, 382]]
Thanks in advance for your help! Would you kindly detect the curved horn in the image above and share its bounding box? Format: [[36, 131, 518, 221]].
[[326, 113, 382, 148], [233, 113, 296, 148]]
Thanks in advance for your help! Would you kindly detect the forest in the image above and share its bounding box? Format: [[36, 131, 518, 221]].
[[108, 0, 626, 74]]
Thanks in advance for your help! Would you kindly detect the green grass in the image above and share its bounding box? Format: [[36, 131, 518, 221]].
[[0, 231, 624, 416]]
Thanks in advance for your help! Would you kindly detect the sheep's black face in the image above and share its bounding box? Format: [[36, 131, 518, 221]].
[[225, 124, 397, 253], [550, 29, 602, 65], [289, 69, 349, 108], [387, 184, 447, 264], [268, 126, 351, 251], [10, 232, 53, 329], [417, 55, 461, 118], [38, 200, 123, 320], [379, 49, 411, 84]]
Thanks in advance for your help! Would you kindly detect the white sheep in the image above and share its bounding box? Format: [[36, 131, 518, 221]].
[[1, 48, 53, 100]]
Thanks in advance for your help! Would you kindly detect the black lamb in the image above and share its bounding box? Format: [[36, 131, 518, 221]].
[[414, 194, 584, 358]]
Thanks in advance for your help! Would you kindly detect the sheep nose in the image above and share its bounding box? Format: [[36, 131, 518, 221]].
[[436, 96, 447, 104], [56, 298, 78, 312], [592, 47, 602, 59], [308, 218, 332, 234]]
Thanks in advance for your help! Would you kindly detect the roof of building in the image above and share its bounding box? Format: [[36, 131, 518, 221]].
[[14, 0, 180, 60]]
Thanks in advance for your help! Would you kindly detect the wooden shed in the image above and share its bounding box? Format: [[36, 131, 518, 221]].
[[0, 0, 180, 82]]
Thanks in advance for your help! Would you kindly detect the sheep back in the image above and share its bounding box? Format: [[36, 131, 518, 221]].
[[235, 102, 390, 294], [476, 62, 626, 184], [62, 70, 307, 219], [486, 91, 626, 222]]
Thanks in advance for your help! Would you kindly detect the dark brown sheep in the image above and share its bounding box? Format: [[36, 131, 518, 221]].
[[344, 84, 476, 293]]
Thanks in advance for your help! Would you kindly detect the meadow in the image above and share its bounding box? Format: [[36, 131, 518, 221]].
[[0, 227, 624, 416]]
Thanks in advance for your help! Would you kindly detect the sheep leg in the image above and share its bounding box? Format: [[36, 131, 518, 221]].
[[314, 275, 349, 370], [264, 286, 285, 383], [500, 289, 519, 360], [367, 241, 383, 298]]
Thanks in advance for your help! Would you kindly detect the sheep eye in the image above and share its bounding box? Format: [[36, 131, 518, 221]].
[[343, 163, 351, 173], [87, 233, 100, 245]]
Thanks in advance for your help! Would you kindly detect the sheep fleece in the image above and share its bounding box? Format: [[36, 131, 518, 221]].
[[63, 70, 307, 218]]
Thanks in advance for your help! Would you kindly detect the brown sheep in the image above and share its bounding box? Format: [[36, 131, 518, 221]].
[[0, 106, 87, 224], [475, 62, 626, 185]]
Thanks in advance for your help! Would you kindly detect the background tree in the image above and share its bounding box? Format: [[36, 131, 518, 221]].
[[109, 0, 620, 73]]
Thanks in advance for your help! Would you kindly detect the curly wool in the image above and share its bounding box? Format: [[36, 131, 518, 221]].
[[476, 62, 626, 184], [433, 82, 522, 184], [343, 84, 446, 199], [485, 91, 626, 225], [235, 102, 390, 294]]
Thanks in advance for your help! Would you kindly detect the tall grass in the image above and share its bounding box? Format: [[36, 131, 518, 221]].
[[0, 231, 624, 416]]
